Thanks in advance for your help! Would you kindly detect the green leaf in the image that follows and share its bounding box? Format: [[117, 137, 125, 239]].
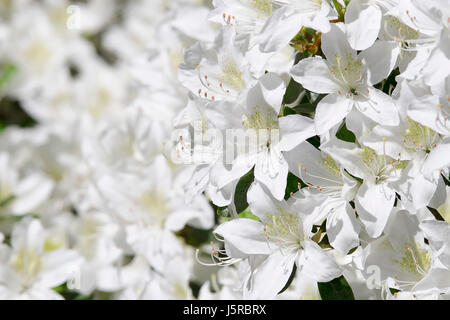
[[291, 93, 325, 116], [318, 275, 355, 300], [336, 121, 356, 143], [216, 206, 230, 217], [307, 136, 321, 149], [427, 206, 445, 222], [332, 0, 346, 22], [282, 77, 303, 106], [234, 168, 255, 214], [318, 234, 332, 249], [292, 103, 316, 114], [176, 225, 214, 247], [389, 288, 401, 295], [382, 68, 400, 95], [0, 195, 14, 207], [284, 172, 304, 200], [0, 64, 17, 89], [238, 208, 260, 221], [441, 173, 450, 187], [282, 106, 297, 116], [53, 283, 93, 300], [0, 97, 37, 128]]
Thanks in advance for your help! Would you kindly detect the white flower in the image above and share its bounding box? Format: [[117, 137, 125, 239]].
[[285, 141, 361, 253], [322, 138, 405, 237], [0, 218, 82, 299], [198, 262, 250, 300], [73, 211, 123, 294], [178, 26, 254, 102], [361, 210, 433, 298], [95, 155, 214, 271], [208, 72, 315, 200], [344, 0, 399, 50], [361, 210, 450, 299], [379, 14, 422, 73], [137, 252, 194, 300], [388, 0, 450, 88], [290, 23, 400, 135], [407, 76, 450, 137], [209, 0, 273, 38], [259, 0, 334, 53], [213, 182, 342, 299]]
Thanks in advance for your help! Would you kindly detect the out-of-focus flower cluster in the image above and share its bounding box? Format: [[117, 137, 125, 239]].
[[0, 0, 448, 300]]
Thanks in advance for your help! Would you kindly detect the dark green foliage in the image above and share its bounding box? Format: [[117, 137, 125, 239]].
[[233, 168, 255, 214], [336, 121, 356, 143], [318, 275, 355, 300], [284, 172, 305, 200], [0, 97, 36, 128]]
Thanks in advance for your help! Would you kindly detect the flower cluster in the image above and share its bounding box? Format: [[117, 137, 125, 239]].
[[0, 0, 448, 300]]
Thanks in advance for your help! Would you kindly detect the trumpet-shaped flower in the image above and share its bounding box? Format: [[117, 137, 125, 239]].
[[291, 23, 400, 135], [213, 182, 342, 299]]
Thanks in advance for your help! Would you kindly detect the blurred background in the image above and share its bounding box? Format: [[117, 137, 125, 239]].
[[0, 0, 232, 300]]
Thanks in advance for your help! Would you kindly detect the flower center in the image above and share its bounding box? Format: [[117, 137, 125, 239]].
[[9, 247, 42, 287], [139, 190, 167, 227], [403, 118, 441, 153], [264, 209, 304, 253], [243, 105, 279, 130], [359, 147, 406, 184], [219, 58, 245, 91], [321, 154, 341, 177], [394, 242, 431, 277], [298, 153, 345, 198], [242, 105, 280, 152], [383, 16, 420, 50], [250, 0, 273, 17], [329, 53, 365, 96], [25, 39, 52, 72]]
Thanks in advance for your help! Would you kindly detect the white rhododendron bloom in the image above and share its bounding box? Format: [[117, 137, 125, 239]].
[[0, 0, 448, 302], [291, 23, 400, 135], [214, 182, 342, 299]]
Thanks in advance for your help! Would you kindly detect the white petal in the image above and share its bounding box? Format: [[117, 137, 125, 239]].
[[244, 250, 296, 299], [315, 94, 352, 135], [326, 201, 361, 254], [259, 9, 302, 53], [321, 139, 366, 179], [355, 182, 395, 238], [278, 114, 316, 151], [408, 94, 448, 135], [422, 137, 450, 177], [247, 182, 280, 222], [414, 269, 450, 292], [422, 31, 450, 88], [356, 88, 399, 126], [214, 219, 271, 256], [322, 23, 355, 62], [10, 174, 54, 215], [363, 124, 409, 160], [345, 1, 381, 50], [290, 56, 341, 94], [254, 149, 289, 200], [259, 72, 286, 112], [40, 250, 83, 288], [298, 240, 342, 282], [358, 41, 400, 86], [166, 195, 214, 231]]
